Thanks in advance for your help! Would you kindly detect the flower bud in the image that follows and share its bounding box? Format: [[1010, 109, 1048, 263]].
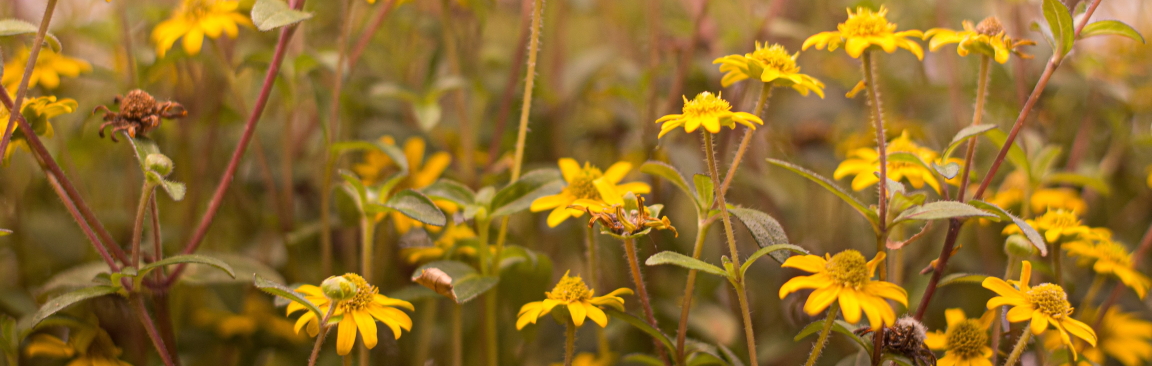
[[1004, 234, 1036, 258], [145, 154, 174, 177], [321, 275, 358, 302]]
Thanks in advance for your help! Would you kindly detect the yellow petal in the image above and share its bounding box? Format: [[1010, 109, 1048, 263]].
[[531, 193, 572, 212], [354, 310, 378, 349], [602, 161, 632, 183], [336, 315, 357, 355], [944, 308, 966, 327], [568, 303, 587, 327], [585, 304, 608, 327], [559, 158, 581, 182], [838, 289, 862, 323], [547, 206, 573, 227], [802, 285, 840, 315], [1029, 312, 1048, 334]]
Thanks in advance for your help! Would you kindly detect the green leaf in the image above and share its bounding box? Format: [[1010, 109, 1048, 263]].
[[1043, 173, 1110, 195], [794, 317, 868, 350], [422, 179, 476, 207], [339, 170, 369, 206], [943, 124, 998, 159], [717, 344, 746, 366], [411, 260, 499, 303], [489, 169, 563, 217], [1079, 20, 1145, 43], [693, 174, 714, 209], [893, 201, 996, 224], [933, 162, 961, 180], [603, 308, 675, 355], [983, 130, 1030, 176], [1031, 146, 1063, 181], [139, 254, 235, 279], [728, 207, 792, 263], [740, 244, 808, 276], [766, 158, 879, 228], [645, 251, 727, 278], [129, 137, 161, 170], [27, 286, 120, 329], [938, 273, 989, 287], [251, 0, 313, 31], [159, 180, 186, 201], [967, 200, 1048, 256], [0, 19, 62, 52], [640, 161, 701, 213], [622, 354, 665, 366], [385, 189, 447, 226], [1042, 0, 1075, 57], [887, 153, 935, 180], [254, 275, 324, 319]]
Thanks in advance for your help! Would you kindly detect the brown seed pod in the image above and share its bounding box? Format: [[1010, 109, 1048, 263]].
[[413, 268, 456, 302]]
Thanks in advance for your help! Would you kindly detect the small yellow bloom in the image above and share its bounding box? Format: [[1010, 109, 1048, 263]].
[[924, 17, 1035, 64], [194, 293, 307, 342], [288, 273, 415, 355], [2, 95, 78, 165], [982, 261, 1097, 360], [1003, 209, 1092, 244], [25, 323, 131, 366], [530, 158, 650, 227], [802, 6, 924, 60], [151, 0, 252, 58], [352, 136, 453, 233], [400, 222, 478, 264], [1030, 188, 1087, 215], [516, 271, 632, 329], [833, 130, 942, 192], [778, 250, 908, 328], [654, 92, 763, 138], [712, 42, 825, 97], [1042, 308, 1152, 366], [2, 48, 91, 91], [924, 309, 994, 366], [1064, 234, 1151, 299], [550, 352, 614, 366]]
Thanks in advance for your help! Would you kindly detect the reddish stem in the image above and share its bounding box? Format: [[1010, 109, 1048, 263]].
[[346, 0, 396, 72], [129, 295, 176, 366]]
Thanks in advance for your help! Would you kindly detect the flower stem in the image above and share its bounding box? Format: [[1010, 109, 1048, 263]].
[[674, 221, 712, 364], [803, 305, 840, 366], [358, 214, 376, 366], [585, 225, 612, 358], [475, 216, 499, 366], [1002, 330, 1033, 366], [319, 0, 357, 278], [564, 319, 577, 366], [861, 51, 888, 249], [132, 182, 157, 268], [129, 295, 176, 366], [990, 254, 1020, 365], [719, 84, 771, 197], [702, 131, 757, 366], [623, 237, 670, 365], [308, 305, 339, 366]]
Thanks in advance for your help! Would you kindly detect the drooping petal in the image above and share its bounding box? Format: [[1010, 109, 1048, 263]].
[[838, 289, 863, 324], [568, 302, 587, 327], [585, 304, 609, 327], [1029, 312, 1048, 335], [354, 310, 378, 349], [336, 314, 358, 355], [803, 285, 841, 315]]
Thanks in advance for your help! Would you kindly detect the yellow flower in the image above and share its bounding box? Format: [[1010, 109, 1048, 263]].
[[1003, 209, 1093, 244], [1030, 188, 1086, 215], [400, 222, 477, 264], [2, 48, 91, 91], [530, 158, 650, 227], [151, 0, 252, 58], [802, 6, 924, 60], [352, 136, 453, 233], [1064, 234, 1151, 299], [655, 92, 763, 138], [2, 95, 78, 165], [712, 42, 825, 97], [288, 273, 415, 355], [833, 130, 942, 192], [778, 250, 908, 328], [924, 309, 994, 366], [25, 323, 131, 366], [550, 352, 614, 366], [516, 271, 632, 329], [1042, 308, 1152, 366], [924, 17, 1035, 64], [982, 261, 1097, 359], [194, 293, 307, 342]]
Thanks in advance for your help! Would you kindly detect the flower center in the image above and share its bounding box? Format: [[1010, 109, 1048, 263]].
[[838, 7, 897, 38], [1040, 210, 1082, 230], [825, 250, 869, 288], [183, 0, 216, 18], [338, 273, 378, 312], [975, 17, 1005, 36], [945, 320, 988, 359], [750, 44, 799, 74], [682, 92, 732, 118], [567, 164, 604, 200], [1026, 283, 1072, 318], [547, 274, 593, 303]]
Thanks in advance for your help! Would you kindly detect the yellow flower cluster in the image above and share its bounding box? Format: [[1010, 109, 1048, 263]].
[[655, 92, 763, 138], [2, 48, 91, 91], [2, 95, 78, 165], [982, 261, 1097, 360], [924, 17, 1035, 64], [834, 130, 944, 192]]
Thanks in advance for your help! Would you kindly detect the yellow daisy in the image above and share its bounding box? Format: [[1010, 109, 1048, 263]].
[[288, 273, 415, 356], [151, 0, 252, 58], [25, 324, 131, 366], [194, 293, 307, 343], [712, 42, 826, 97], [924, 309, 994, 366], [1003, 209, 1093, 244], [1029, 188, 1087, 215], [400, 222, 478, 264], [516, 271, 632, 329], [1064, 234, 1151, 299], [530, 158, 651, 227], [982, 261, 1097, 359], [833, 130, 942, 192], [778, 250, 908, 329], [654, 92, 763, 138], [1041, 308, 1152, 366], [3, 95, 78, 165], [352, 135, 453, 233], [802, 6, 924, 60], [923, 17, 1035, 64], [2, 48, 91, 91]]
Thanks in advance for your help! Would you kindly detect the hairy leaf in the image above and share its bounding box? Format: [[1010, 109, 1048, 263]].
[[967, 200, 1048, 256], [251, 0, 313, 31], [490, 169, 563, 218], [139, 254, 235, 279], [254, 275, 323, 319], [943, 124, 998, 159], [893, 201, 996, 223], [729, 207, 792, 263], [740, 244, 808, 276], [645, 251, 727, 278], [422, 179, 476, 207], [385, 189, 447, 226], [28, 286, 120, 329]]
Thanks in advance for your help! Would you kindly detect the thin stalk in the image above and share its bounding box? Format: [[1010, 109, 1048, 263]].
[[622, 237, 669, 365], [45, 175, 118, 271], [486, 0, 532, 166], [719, 84, 771, 197], [475, 216, 498, 366], [0, 0, 58, 162], [803, 305, 840, 366], [149, 197, 163, 266], [412, 299, 437, 366], [453, 304, 463, 366], [129, 295, 176, 366], [168, 0, 308, 286], [1002, 330, 1033, 366], [585, 225, 611, 358], [358, 214, 375, 366], [674, 221, 712, 363], [702, 132, 756, 365], [437, 0, 476, 184], [320, 0, 357, 278], [308, 305, 339, 366], [861, 50, 890, 366], [131, 182, 157, 268], [564, 319, 577, 366], [116, 1, 138, 87]]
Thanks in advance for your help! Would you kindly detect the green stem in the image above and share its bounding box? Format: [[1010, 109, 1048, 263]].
[[674, 221, 712, 364], [131, 182, 157, 268], [719, 84, 771, 197], [308, 304, 339, 366], [861, 50, 890, 366], [585, 225, 611, 358], [412, 299, 437, 366], [1003, 330, 1033, 366], [564, 319, 577, 366], [623, 237, 670, 365], [803, 305, 840, 366], [476, 216, 498, 366], [702, 131, 757, 365], [954, 55, 991, 202], [321, 0, 357, 279], [359, 213, 376, 366], [320, 156, 336, 276]]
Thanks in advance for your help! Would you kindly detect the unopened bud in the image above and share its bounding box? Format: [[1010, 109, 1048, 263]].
[[145, 154, 174, 177], [1004, 234, 1036, 258], [321, 276, 358, 302]]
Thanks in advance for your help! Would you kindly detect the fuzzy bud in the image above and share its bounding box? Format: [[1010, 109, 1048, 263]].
[[1004, 234, 1037, 258], [145, 154, 174, 177], [321, 276, 358, 302]]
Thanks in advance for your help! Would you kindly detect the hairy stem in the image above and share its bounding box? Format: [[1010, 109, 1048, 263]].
[[719, 84, 771, 197], [623, 237, 670, 365], [1002, 330, 1032, 366], [674, 221, 712, 363], [129, 295, 176, 366], [564, 319, 577, 366], [804, 305, 840, 366], [132, 182, 157, 268], [861, 51, 888, 247], [308, 305, 339, 366]]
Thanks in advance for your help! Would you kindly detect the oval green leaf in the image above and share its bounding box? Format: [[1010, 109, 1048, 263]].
[[139, 254, 235, 279], [28, 286, 120, 329], [490, 169, 563, 218], [645, 251, 727, 278], [1080, 20, 1145, 44], [385, 189, 447, 227], [251, 0, 313, 31], [1042, 0, 1074, 57], [254, 274, 324, 319], [893, 201, 996, 224]]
